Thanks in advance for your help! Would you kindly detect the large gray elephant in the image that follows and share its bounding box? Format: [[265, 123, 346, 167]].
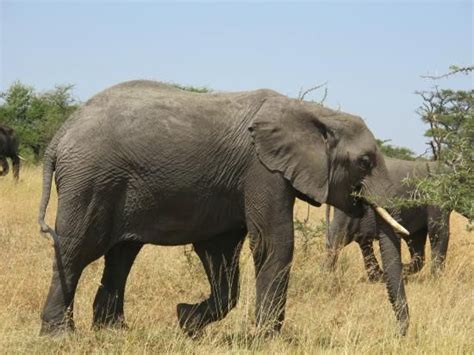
[[38, 80, 410, 337], [325, 158, 450, 281], [0, 124, 20, 181]]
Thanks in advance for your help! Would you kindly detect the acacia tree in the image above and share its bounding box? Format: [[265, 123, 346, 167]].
[[413, 66, 473, 223]]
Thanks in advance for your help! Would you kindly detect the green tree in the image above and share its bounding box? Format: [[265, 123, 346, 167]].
[[0, 82, 78, 161], [412, 66, 473, 223]]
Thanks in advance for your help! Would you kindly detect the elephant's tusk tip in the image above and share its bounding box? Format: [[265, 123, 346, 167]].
[[374, 206, 410, 236]]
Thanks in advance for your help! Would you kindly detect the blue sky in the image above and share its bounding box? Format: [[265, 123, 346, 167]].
[[1, 1, 472, 154]]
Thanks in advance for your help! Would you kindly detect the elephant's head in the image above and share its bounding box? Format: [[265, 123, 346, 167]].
[[249, 97, 406, 234], [250, 96, 410, 335]]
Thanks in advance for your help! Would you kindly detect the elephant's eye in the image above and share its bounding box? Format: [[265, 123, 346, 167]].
[[358, 155, 373, 172]]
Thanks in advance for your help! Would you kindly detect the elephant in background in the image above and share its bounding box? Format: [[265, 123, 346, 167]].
[[0, 124, 20, 181], [325, 157, 450, 281], [38, 80, 410, 337]]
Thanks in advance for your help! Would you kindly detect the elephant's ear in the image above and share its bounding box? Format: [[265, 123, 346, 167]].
[[249, 97, 330, 204]]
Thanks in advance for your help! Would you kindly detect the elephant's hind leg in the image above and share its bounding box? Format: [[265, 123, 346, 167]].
[[92, 241, 143, 329], [428, 208, 450, 276], [40, 247, 84, 335], [40, 195, 110, 335], [40, 236, 101, 335], [177, 229, 245, 337]]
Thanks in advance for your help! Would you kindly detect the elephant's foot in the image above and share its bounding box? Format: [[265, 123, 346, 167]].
[[366, 265, 384, 283], [40, 318, 75, 336], [177, 297, 236, 337], [430, 259, 445, 277], [253, 321, 283, 339], [40, 305, 76, 336], [92, 287, 128, 330], [177, 302, 212, 338], [92, 314, 128, 330], [367, 270, 384, 283], [402, 262, 423, 276], [430, 266, 444, 277]]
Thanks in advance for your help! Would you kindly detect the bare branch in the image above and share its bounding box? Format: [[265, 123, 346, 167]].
[[421, 65, 474, 80], [298, 82, 328, 101], [319, 87, 329, 105]]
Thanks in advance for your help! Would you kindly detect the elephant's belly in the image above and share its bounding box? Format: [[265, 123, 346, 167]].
[[128, 218, 246, 246], [121, 198, 247, 246]]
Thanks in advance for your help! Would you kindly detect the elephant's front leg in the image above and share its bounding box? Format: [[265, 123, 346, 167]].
[[246, 190, 295, 335], [359, 240, 384, 282], [177, 229, 245, 338], [250, 228, 294, 335], [92, 241, 143, 328]]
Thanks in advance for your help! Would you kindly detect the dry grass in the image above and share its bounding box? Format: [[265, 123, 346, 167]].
[[0, 166, 472, 354]]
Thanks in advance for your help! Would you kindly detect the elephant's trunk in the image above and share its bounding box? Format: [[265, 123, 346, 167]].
[[361, 160, 409, 334], [377, 213, 409, 335]]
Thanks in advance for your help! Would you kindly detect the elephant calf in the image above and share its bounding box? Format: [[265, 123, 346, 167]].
[[325, 157, 450, 281]]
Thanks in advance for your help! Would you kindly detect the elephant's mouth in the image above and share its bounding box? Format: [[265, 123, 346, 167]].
[[348, 183, 365, 217]]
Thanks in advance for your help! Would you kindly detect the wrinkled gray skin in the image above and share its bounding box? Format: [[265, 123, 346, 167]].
[[0, 124, 20, 181], [38, 80, 409, 337], [326, 158, 450, 281]]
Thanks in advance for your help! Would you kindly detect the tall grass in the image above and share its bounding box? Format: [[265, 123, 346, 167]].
[[0, 166, 472, 353]]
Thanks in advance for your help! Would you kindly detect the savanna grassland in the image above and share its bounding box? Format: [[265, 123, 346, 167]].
[[0, 166, 472, 354]]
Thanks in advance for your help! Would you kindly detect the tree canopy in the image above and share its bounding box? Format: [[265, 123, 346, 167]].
[[411, 66, 473, 223]]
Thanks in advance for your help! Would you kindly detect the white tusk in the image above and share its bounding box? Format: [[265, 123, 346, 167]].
[[18, 155, 27, 161], [374, 206, 410, 236]]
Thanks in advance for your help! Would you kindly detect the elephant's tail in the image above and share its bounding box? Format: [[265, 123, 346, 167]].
[[38, 108, 80, 244], [38, 148, 59, 245]]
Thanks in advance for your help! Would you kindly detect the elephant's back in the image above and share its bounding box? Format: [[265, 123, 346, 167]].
[[53, 80, 273, 193], [386, 159, 433, 182], [57, 80, 282, 155], [385, 158, 443, 200]]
